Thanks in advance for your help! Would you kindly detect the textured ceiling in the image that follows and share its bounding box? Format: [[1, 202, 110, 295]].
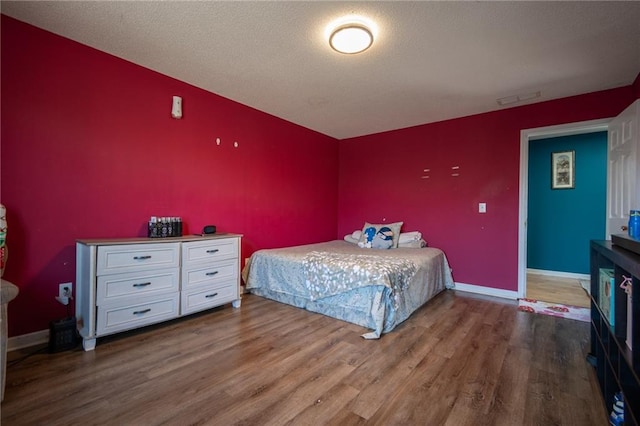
[[2, 1, 640, 139]]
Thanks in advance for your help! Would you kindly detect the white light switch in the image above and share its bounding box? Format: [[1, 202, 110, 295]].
[[479, 203, 487, 213]]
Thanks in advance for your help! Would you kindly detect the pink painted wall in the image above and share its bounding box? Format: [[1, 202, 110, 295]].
[[2, 14, 638, 339], [1, 16, 338, 337], [338, 87, 636, 291]]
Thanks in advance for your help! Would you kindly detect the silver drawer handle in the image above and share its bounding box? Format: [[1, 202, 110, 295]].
[[206, 249, 219, 254], [205, 271, 219, 276], [133, 255, 152, 260], [133, 282, 152, 288], [205, 293, 219, 299], [133, 308, 151, 315]]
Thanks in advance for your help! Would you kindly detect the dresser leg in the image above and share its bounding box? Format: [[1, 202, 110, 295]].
[[82, 338, 96, 351], [232, 299, 241, 308]]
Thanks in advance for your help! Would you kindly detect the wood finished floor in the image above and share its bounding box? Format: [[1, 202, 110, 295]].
[[2, 291, 606, 425], [526, 273, 590, 308]]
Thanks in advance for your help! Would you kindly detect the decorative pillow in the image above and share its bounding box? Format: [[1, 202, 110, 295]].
[[0, 204, 6, 277], [0, 204, 5, 248], [358, 221, 403, 249]]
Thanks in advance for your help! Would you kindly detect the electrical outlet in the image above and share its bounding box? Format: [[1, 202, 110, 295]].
[[59, 282, 73, 298]]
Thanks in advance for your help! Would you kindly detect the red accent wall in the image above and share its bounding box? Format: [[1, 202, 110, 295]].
[[634, 72, 640, 98], [1, 16, 338, 337], [338, 88, 636, 291]]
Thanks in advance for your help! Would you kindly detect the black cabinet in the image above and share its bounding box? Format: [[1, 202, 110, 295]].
[[590, 239, 640, 425]]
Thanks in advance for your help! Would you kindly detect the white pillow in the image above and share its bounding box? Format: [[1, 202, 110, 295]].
[[398, 231, 422, 244], [398, 239, 427, 248], [344, 234, 359, 244]]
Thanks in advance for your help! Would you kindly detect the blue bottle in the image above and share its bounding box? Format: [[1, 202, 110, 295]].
[[629, 210, 640, 239]]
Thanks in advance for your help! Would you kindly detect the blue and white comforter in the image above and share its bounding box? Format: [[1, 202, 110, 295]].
[[244, 240, 454, 339], [303, 251, 417, 307]]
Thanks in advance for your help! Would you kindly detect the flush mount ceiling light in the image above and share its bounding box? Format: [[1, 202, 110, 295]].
[[326, 15, 377, 55], [329, 23, 373, 54]]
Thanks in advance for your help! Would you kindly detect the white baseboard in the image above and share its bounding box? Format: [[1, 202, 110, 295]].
[[5, 280, 537, 350], [527, 268, 590, 280], [453, 282, 519, 300], [8, 329, 48, 352]]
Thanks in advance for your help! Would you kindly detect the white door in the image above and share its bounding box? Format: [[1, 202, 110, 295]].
[[607, 99, 640, 238]]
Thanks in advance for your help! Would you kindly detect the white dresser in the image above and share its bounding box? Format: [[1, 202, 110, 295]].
[[76, 234, 242, 351]]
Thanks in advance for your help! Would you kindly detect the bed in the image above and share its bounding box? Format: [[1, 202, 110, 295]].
[[243, 239, 454, 339]]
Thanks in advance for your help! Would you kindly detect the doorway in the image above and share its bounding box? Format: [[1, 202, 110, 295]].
[[517, 118, 611, 300]]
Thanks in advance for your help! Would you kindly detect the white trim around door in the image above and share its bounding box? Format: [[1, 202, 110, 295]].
[[517, 118, 611, 298]]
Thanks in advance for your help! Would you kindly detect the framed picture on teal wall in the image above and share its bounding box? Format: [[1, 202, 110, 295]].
[[551, 150, 575, 189]]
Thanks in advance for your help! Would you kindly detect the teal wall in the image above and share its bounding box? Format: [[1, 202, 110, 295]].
[[527, 132, 607, 274]]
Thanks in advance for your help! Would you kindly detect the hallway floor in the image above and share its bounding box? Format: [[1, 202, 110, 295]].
[[526, 272, 590, 308]]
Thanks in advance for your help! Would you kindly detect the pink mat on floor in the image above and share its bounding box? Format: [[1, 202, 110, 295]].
[[517, 298, 590, 322]]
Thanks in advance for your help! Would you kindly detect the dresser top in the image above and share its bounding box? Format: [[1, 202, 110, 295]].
[[77, 233, 242, 246]]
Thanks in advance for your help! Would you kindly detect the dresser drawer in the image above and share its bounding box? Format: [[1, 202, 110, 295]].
[[97, 243, 180, 275], [180, 284, 237, 315], [96, 268, 179, 305], [96, 294, 179, 336], [182, 238, 238, 266], [181, 258, 237, 290]]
